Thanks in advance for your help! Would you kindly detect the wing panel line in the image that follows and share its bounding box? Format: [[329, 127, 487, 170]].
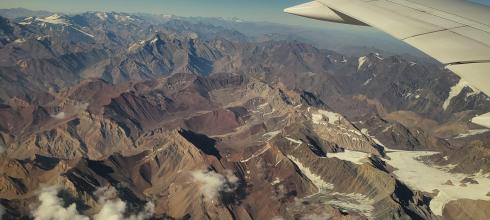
[[401, 26, 467, 40], [387, 0, 490, 33]]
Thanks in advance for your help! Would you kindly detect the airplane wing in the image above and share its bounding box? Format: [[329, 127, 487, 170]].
[[285, 0, 490, 128]]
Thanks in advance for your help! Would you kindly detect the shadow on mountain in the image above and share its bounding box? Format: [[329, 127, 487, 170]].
[[33, 154, 60, 170], [179, 129, 221, 160]]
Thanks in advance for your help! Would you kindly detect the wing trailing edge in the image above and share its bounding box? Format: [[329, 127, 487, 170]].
[[284, 1, 366, 26]]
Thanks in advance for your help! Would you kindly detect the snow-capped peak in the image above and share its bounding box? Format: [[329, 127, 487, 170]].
[[358, 56, 367, 71], [18, 17, 34, 25], [36, 14, 69, 25], [113, 14, 134, 22], [96, 12, 108, 20]]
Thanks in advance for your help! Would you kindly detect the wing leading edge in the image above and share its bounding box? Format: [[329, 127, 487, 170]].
[[285, 0, 490, 128]]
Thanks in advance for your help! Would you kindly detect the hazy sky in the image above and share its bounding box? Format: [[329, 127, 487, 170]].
[[1, 0, 489, 30], [0, 0, 322, 26]]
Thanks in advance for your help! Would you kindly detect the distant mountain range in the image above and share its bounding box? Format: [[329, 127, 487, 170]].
[[0, 7, 428, 57]]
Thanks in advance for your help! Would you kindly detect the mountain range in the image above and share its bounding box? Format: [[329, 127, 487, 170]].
[[0, 9, 489, 220]]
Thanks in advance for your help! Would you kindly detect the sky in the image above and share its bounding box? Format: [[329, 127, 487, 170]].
[[0, 0, 322, 27], [1, 0, 489, 29]]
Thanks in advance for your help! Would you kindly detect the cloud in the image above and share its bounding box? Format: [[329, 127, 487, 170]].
[[190, 169, 239, 202], [31, 186, 89, 220], [93, 186, 124, 220], [94, 199, 126, 220], [94, 186, 154, 220], [32, 186, 154, 220], [126, 202, 154, 220]]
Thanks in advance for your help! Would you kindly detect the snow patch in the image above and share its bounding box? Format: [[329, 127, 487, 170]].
[[382, 125, 393, 133], [114, 14, 134, 22], [443, 79, 480, 110], [358, 56, 367, 71], [361, 128, 385, 147], [363, 78, 372, 86], [312, 110, 342, 125], [263, 130, 281, 141], [327, 192, 374, 218], [150, 36, 160, 44], [14, 38, 26, 43], [18, 17, 34, 25], [51, 112, 66, 120], [285, 137, 303, 145], [240, 144, 271, 163], [271, 178, 281, 185], [374, 53, 384, 60], [71, 27, 95, 38], [35, 14, 95, 38], [327, 150, 370, 165], [287, 155, 334, 191], [472, 112, 490, 128], [257, 102, 269, 109], [96, 12, 108, 20], [455, 129, 489, 139], [383, 150, 490, 216], [311, 113, 323, 124], [36, 14, 69, 25]]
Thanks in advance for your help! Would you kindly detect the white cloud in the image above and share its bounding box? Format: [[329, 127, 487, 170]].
[[94, 186, 154, 220], [32, 186, 154, 220], [32, 186, 89, 220], [127, 202, 154, 220], [191, 169, 239, 202]]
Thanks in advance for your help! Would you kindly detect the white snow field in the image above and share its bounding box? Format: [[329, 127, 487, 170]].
[[321, 138, 490, 216], [326, 150, 370, 165], [384, 150, 490, 216]]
